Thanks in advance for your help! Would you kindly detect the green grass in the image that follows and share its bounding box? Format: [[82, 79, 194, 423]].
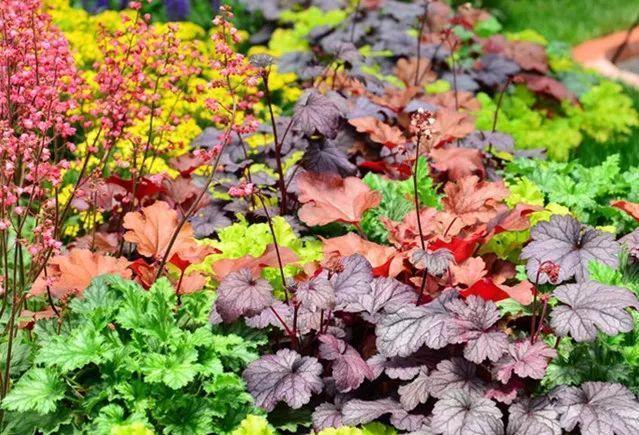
[[480, 0, 638, 45]]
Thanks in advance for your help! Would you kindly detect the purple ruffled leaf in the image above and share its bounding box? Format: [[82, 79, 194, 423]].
[[318, 334, 374, 393], [550, 281, 639, 342], [425, 358, 486, 399], [296, 270, 336, 311], [367, 348, 439, 381], [520, 215, 620, 284], [376, 289, 458, 357], [215, 269, 274, 322], [398, 368, 430, 411], [550, 382, 639, 435], [344, 277, 418, 323], [243, 349, 323, 412], [390, 411, 430, 432], [332, 254, 375, 308], [431, 390, 504, 435], [410, 248, 455, 276], [495, 340, 557, 384], [312, 402, 344, 431], [341, 398, 403, 426], [507, 397, 561, 435], [458, 131, 515, 154], [244, 301, 293, 330], [447, 295, 509, 363]]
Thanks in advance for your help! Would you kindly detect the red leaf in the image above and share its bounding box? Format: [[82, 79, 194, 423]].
[[430, 231, 484, 263], [611, 200, 639, 222], [107, 175, 165, 201], [516, 74, 578, 104], [130, 258, 157, 289], [461, 278, 510, 302]]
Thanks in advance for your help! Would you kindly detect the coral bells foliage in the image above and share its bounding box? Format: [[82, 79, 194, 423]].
[[204, 1, 639, 427]]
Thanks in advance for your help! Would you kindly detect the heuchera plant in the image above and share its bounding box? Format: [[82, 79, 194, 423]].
[[198, 2, 639, 432]]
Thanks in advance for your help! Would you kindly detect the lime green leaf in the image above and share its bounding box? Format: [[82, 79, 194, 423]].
[[232, 415, 275, 435], [2, 368, 65, 414]]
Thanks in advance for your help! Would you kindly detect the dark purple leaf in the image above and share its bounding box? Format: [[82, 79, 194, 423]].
[[425, 358, 486, 399], [441, 72, 480, 92], [550, 281, 639, 341], [431, 390, 504, 435], [332, 254, 375, 307], [318, 334, 374, 393], [508, 397, 561, 435], [458, 131, 515, 154], [473, 54, 520, 87], [410, 248, 455, 276], [347, 97, 395, 121], [215, 269, 274, 322], [293, 90, 343, 139], [376, 289, 458, 357], [296, 270, 335, 311], [341, 398, 403, 426], [495, 340, 557, 384], [296, 306, 324, 334], [312, 403, 343, 431], [243, 349, 323, 412], [277, 51, 314, 74], [550, 382, 639, 435], [190, 204, 231, 239], [301, 138, 357, 177], [447, 296, 509, 363], [520, 215, 620, 284], [326, 41, 363, 66], [398, 368, 430, 410]]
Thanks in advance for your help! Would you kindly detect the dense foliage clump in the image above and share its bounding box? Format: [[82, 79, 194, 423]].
[[2, 0, 639, 433]]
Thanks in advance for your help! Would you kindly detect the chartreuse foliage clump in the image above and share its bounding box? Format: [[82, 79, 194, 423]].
[[2, 276, 265, 434], [197, 215, 323, 285], [476, 81, 638, 161], [231, 414, 396, 435]]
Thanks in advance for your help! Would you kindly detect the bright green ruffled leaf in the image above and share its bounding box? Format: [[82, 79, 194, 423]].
[[2, 368, 65, 414], [35, 325, 113, 373]]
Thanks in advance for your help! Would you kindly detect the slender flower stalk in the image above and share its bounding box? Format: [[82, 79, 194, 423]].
[[410, 109, 435, 302]]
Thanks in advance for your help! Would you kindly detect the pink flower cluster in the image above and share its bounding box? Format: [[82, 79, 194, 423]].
[[0, 0, 85, 257], [206, 6, 260, 149]]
